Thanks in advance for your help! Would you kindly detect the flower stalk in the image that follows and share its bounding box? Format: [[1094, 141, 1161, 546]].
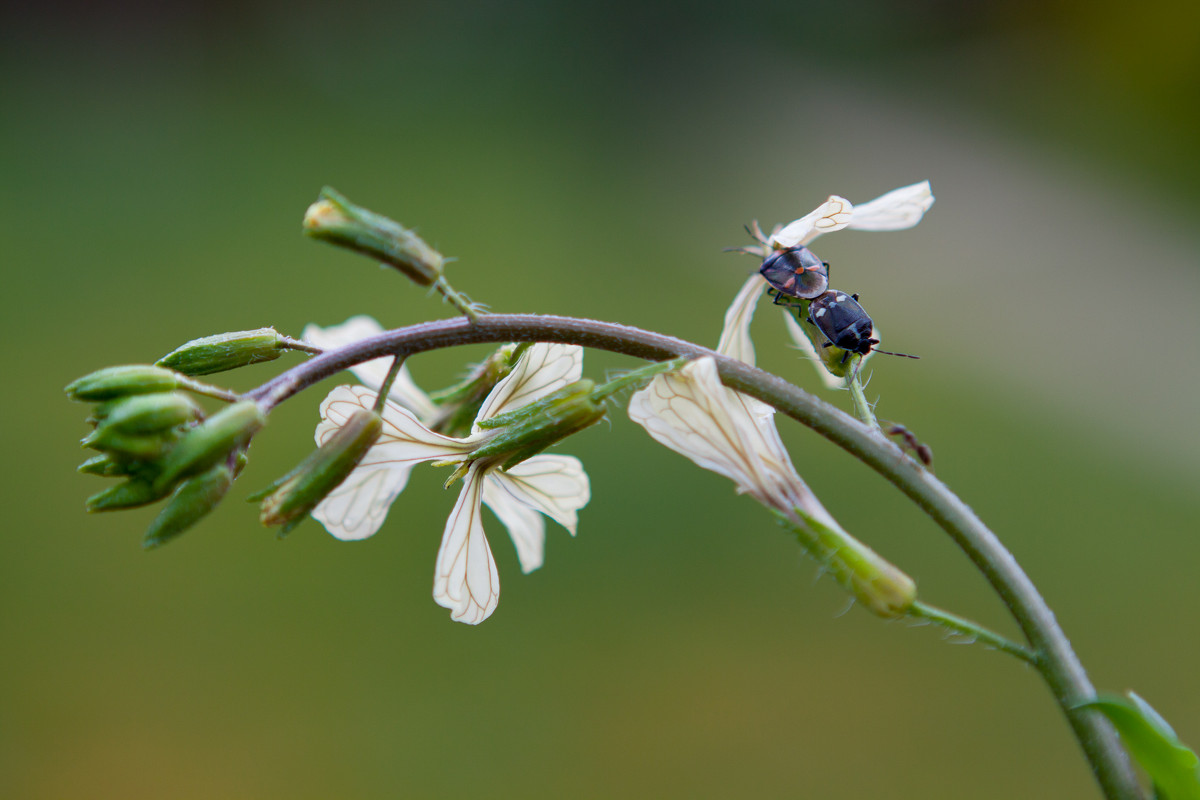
[[243, 312, 1139, 799]]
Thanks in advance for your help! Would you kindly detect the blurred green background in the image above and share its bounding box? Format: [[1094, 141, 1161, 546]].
[[3, 1, 1198, 797]]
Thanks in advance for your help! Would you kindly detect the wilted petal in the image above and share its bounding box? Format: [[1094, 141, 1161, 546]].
[[434, 463, 500, 624], [771, 196, 854, 249], [304, 316, 436, 420], [474, 343, 583, 424], [845, 181, 934, 232], [482, 478, 546, 573], [716, 274, 766, 367], [628, 358, 783, 508]]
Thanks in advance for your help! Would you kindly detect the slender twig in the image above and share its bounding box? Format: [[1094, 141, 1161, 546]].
[[244, 313, 1142, 800], [907, 601, 1038, 665], [846, 369, 879, 430]]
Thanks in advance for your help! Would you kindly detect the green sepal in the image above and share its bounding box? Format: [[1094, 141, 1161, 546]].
[[776, 506, 917, 619], [65, 365, 183, 402], [88, 392, 201, 435], [469, 380, 606, 470], [303, 186, 444, 287], [143, 462, 236, 549], [257, 408, 383, 532], [425, 344, 525, 437], [155, 328, 288, 376], [1076, 692, 1200, 800], [86, 478, 171, 512], [154, 401, 266, 493]]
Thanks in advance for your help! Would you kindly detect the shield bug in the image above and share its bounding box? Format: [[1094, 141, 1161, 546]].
[[807, 290, 918, 363], [759, 245, 829, 304]]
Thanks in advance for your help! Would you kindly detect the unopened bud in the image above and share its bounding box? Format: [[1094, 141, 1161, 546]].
[[90, 392, 201, 436], [254, 408, 382, 534], [86, 478, 170, 512], [78, 453, 128, 477], [427, 344, 523, 437], [154, 400, 266, 492], [156, 328, 287, 376], [81, 427, 181, 461], [303, 186, 444, 287], [143, 462, 236, 549], [787, 508, 917, 619], [65, 365, 182, 402], [470, 380, 607, 469]]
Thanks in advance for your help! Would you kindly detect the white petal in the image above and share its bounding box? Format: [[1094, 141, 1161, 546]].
[[716, 274, 766, 366], [771, 196, 854, 249], [846, 181, 934, 232], [482, 478, 546, 573], [474, 343, 583, 424], [304, 315, 436, 421], [317, 385, 471, 461], [311, 461, 413, 541], [628, 358, 779, 505], [781, 311, 847, 390], [495, 454, 589, 532], [433, 463, 500, 625]]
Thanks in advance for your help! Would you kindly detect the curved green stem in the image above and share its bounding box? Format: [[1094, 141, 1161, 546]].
[[246, 313, 1141, 800], [846, 369, 879, 430], [908, 601, 1038, 665]]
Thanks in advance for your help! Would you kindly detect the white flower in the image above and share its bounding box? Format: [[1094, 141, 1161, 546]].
[[312, 342, 591, 625], [303, 315, 437, 422], [628, 356, 837, 527], [718, 181, 934, 370]]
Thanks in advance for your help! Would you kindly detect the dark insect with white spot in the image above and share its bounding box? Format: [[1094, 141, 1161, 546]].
[[807, 290, 919, 363]]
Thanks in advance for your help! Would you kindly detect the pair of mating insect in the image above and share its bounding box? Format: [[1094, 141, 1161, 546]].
[[756, 241, 917, 363]]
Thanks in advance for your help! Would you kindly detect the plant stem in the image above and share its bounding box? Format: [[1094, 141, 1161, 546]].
[[846, 368, 879, 430], [373, 356, 405, 414], [245, 313, 1142, 800], [907, 600, 1038, 665]]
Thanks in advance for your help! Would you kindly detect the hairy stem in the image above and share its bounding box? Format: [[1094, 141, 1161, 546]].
[[247, 313, 1141, 799]]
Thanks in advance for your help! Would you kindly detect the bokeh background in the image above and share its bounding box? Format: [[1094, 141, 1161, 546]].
[[3, 1, 1198, 797]]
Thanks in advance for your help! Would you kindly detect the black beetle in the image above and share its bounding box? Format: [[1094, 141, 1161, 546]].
[[807, 290, 918, 363], [759, 246, 829, 303]]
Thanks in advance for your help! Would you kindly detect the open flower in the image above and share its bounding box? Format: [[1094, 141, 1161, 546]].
[[627, 357, 915, 617], [312, 342, 592, 624], [718, 181, 934, 369]]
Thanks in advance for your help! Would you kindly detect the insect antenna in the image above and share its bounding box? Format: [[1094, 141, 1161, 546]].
[[872, 348, 920, 360]]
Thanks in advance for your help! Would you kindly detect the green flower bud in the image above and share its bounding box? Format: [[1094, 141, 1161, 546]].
[[81, 427, 181, 461], [86, 478, 170, 512], [155, 328, 288, 376], [303, 186, 444, 287], [426, 344, 523, 437], [470, 380, 607, 470], [788, 507, 917, 619], [154, 401, 266, 492], [89, 392, 201, 435], [65, 365, 183, 402], [143, 462, 236, 549], [255, 408, 382, 534], [78, 453, 126, 477]]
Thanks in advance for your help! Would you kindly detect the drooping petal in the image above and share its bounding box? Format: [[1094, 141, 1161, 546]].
[[474, 343, 584, 424], [494, 454, 589, 532], [481, 477, 546, 573], [433, 463, 500, 624], [304, 316, 436, 420], [771, 196, 855, 249], [716, 273, 767, 367], [845, 181, 934, 232], [628, 358, 784, 509]]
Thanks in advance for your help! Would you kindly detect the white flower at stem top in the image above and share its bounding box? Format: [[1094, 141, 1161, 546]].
[[627, 357, 915, 617], [718, 180, 934, 370], [311, 342, 591, 625]]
